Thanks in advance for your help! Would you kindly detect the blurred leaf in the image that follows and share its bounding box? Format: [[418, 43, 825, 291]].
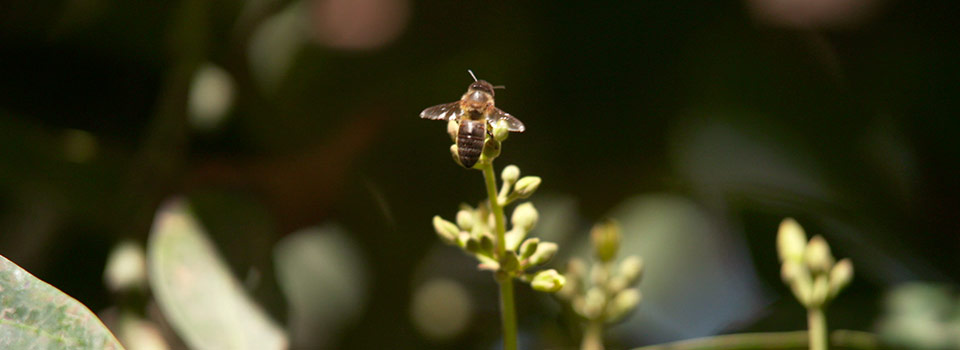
[[146, 199, 287, 350], [0, 254, 124, 349], [274, 225, 368, 348]]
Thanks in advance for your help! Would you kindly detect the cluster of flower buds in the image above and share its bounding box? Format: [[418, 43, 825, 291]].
[[557, 220, 644, 325], [777, 218, 854, 309], [432, 164, 564, 293]]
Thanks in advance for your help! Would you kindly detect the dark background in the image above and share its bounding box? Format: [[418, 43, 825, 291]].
[[0, 0, 957, 349]]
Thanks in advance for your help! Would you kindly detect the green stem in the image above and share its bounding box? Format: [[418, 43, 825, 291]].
[[808, 308, 828, 350], [630, 330, 879, 350], [582, 321, 605, 350], [482, 162, 517, 350]]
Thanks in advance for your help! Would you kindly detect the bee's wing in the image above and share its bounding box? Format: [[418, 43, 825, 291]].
[[490, 108, 525, 132], [420, 102, 462, 121]]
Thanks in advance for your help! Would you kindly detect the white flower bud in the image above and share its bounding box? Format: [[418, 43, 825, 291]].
[[501, 165, 520, 185], [777, 218, 808, 262], [433, 216, 459, 244], [511, 202, 539, 233], [804, 235, 835, 274]]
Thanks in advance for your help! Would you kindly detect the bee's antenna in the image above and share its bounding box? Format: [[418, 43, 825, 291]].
[[467, 69, 478, 82], [493, 85, 506, 90]]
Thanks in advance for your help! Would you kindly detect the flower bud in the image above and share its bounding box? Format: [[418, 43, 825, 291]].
[[456, 232, 471, 248], [583, 287, 605, 319], [104, 240, 147, 293], [519, 238, 540, 260], [479, 233, 494, 255], [777, 218, 807, 262], [530, 269, 566, 293], [501, 165, 520, 185], [449, 145, 462, 167], [828, 258, 854, 298], [804, 235, 834, 274], [493, 119, 510, 142], [606, 276, 628, 295], [591, 220, 621, 262], [465, 237, 481, 254], [590, 264, 609, 286], [511, 202, 539, 233], [481, 137, 500, 160], [512, 176, 541, 199], [810, 274, 830, 307], [446, 119, 459, 142], [504, 227, 527, 251], [456, 209, 474, 231], [527, 242, 558, 266], [605, 288, 641, 323], [618, 255, 644, 286], [433, 216, 459, 244], [782, 261, 812, 305], [499, 250, 520, 272]]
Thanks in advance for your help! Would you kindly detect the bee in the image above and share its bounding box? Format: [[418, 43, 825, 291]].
[[420, 70, 525, 168]]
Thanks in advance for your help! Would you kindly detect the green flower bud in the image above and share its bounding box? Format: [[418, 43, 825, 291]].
[[618, 255, 644, 286], [777, 218, 808, 263], [511, 202, 539, 233], [512, 176, 541, 199], [465, 237, 481, 254], [804, 235, 835, 274], [591, 220, 621, 263], [519, 238, 540, 260], [456, 209, 474, 231], [433, 216, 459, 244], [501, 165, 520, 185], [605, 288, 641, 324], [482, 137, 501, 160], [493, 119, 510, 142], [810, 274, 830, 307], [828, 258, 854, 298], [447, 119, 459, 142], [530, 269, 566, 293], [480, 233, 494, 255], [504, 227, 527, 251], [500, 250, 520, 272], [583, 287, 605, 319], [527, 241, 558, 266]]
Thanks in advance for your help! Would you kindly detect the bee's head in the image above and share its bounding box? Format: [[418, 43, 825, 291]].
[[469, 80, 496, 97]]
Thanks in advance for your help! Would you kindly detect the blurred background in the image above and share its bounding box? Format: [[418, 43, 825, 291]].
[[1, 0, 958, 349]]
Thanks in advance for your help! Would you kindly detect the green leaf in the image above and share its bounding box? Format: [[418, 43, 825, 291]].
[[147, 199, 288, 350], [0, 254, 124, 349]]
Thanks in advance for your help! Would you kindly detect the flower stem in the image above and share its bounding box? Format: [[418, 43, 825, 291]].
[[482, 162, 517, 350], [582, 320, 605, 350], [808, 308, 828, 350]]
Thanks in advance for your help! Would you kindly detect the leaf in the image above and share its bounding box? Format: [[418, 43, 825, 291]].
[[147, 199, 287, 350], [0, 254, 124, 349]]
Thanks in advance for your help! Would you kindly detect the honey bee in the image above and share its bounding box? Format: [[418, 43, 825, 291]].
[[420, 70, 525, 168]]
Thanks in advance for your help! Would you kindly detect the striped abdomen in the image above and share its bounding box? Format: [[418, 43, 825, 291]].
[[457, 120, 485, 168]]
